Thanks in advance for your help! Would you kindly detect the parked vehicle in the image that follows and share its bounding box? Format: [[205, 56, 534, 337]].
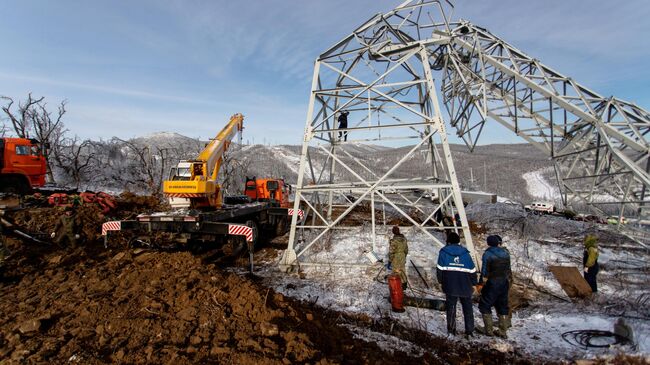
[[607, 216, 628, 225], [574, 214, 607, 224], [102, 114, 302, 271], [0, 137, 47, 194], [524, 201, 554, 214]]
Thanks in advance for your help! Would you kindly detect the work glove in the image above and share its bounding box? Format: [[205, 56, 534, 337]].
[[583, 267, 589, 273], [50, 232, 56, 238], [75, 234, 80, 239], [386, 261, 392, 270], [474, 283, 484, 295]]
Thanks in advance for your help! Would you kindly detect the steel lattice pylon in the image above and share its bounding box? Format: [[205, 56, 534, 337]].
[[280, 0, 477, 269], [438, 22, 650, 223], [281, 0, 650, 268]]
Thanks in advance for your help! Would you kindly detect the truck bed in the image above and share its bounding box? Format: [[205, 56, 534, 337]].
[[103, 201, 293, 243], [137, 202, 272, 222]]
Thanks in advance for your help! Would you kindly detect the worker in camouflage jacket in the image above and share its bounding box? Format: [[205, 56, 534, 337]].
[[583, 235, 599, 293], [52, 207, 79, 248], [478, 235, 511, 338], [388, 226, 408, 289], [436, 232, 477, 337]]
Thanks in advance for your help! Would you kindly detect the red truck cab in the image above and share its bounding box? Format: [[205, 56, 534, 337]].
[[244, 177, 291, 208], [0, 137, 47, 194]]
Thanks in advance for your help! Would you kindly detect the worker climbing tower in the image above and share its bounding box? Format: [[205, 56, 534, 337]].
[[282, 0, 650, 268], [281, 0, 476, 268]]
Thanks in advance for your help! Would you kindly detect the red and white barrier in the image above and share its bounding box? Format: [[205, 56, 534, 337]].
[[101, 221, 122, 236], [288, 209, 304, 218], [228, 224, 254, 242]]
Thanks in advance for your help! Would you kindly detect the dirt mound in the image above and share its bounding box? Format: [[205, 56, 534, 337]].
[[116, 192, 169, 217], [0, 246, 541, 364], [3, 193, 167, 247], [7, 204, 107, 244], [1, 249, 436, 364]]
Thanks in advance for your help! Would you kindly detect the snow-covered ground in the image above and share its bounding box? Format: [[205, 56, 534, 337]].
[[522, 167, 619, 205], [268, 146, 303, 176], [255, 204, 650, 361], [523, 168, 560, 201]]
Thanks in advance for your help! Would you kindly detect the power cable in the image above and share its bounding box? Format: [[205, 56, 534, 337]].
[[561, 330, 629, 349]]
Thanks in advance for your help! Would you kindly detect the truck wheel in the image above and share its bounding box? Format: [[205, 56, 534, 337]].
[[275, 216, 288, 236], [223, 236, 246, 257], [0, 176, 30, 194]]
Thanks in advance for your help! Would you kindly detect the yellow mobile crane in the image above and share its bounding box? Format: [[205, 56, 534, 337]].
[[101, 113, 302, 271], [163, 113, 244, 209]]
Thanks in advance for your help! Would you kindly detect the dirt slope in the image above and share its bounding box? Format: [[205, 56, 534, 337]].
[[0, 239, 542, 365], [0, 200, 545, 364]]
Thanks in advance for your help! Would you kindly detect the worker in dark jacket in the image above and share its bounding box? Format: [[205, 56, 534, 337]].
[[478, 235, 511, 338], [338, 110, 349, 142], [583, 235, 599, 293], [51, 207, 79, 248], [436, 232, 478, 337], [388, 226, 409, 290]]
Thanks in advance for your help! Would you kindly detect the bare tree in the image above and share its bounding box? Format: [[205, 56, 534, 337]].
[[52, 136, 96, 189], [1, 93, 67, 183], [117, 139, 171, 196], [220, 144, 253, 195]]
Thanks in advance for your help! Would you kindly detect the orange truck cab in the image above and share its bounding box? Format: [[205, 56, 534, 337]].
[[0, 137, 47, 194], [244, 177, 291, 208]]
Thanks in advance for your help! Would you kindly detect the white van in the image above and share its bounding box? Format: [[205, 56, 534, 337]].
[[524, 201, 554, 214]]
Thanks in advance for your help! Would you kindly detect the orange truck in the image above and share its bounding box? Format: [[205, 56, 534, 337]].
[[244, 177, 291, 208], [0, 137, 47, 194]]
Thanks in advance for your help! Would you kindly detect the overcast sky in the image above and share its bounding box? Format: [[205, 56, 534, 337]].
[[1, 0, 648, 145]]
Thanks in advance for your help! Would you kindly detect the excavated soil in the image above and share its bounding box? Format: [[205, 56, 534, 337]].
[[0, 201, 548, 364], [0, 239, 542, 365], [8, 205, 109, 243]]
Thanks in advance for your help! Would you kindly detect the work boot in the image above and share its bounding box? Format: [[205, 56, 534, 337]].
[[447, 317, 457, 336], [497, 315, 509, 339], [506, 313, 512, 329], [477, 313, 494, 336]]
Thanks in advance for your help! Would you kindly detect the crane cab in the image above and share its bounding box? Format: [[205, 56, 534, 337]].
[[244, 176, 291, 208], [164, 160, 222, 209]]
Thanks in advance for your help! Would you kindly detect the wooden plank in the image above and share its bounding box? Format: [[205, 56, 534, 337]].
[[548, 265, 593, 298]]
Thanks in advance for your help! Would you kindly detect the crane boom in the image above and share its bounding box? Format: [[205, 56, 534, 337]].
[[163, 113, 244, 209]]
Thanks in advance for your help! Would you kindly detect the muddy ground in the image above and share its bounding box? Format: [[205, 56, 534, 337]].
[[0, 202, 639, 364], [0, 236, 541, 365], [0, 200, 546, 364]]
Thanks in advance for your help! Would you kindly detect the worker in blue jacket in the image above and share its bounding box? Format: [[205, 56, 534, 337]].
[[436, 232, 478, 337], [478, 235, 511, 338]]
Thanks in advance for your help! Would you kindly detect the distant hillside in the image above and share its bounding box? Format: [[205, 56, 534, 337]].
[[226, 142, 551, 203], [134, 132, 203, 149], [52, 130, 553, 203]]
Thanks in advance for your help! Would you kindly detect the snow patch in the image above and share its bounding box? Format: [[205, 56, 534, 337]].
[[523, 168, 560, 200], [256, 208, 650, 360]]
